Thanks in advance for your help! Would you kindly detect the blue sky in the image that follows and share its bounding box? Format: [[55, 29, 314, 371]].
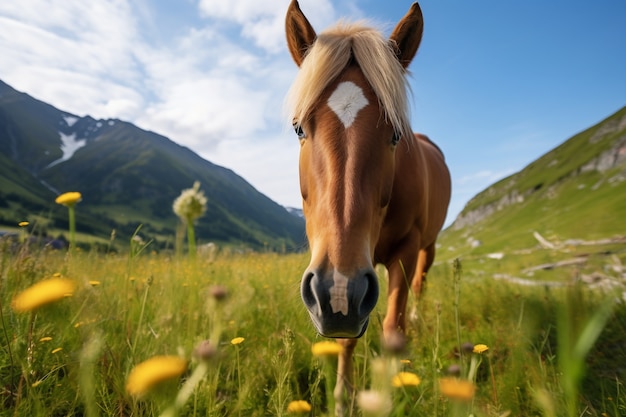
[[1, 0, 624, 226]]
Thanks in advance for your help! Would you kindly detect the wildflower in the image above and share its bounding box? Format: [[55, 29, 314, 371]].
[[18, 221, 29, 227], [51, 347, 63, 354], [383, 330, 406, 354], [473, 344, 489, 354], [39, 337, 52, 342], [311, 341, 343, 357], [55, 192, 82, 207], [55, 191, 82, 248], [126, 356, 188, 396], [88, 280, 101, 286], [173, 181, 207, 257], [446, 364, 461, 376], [287, 400, 312, 413], [391, 372, 421, 387], [173, 182, 207, 222], [11, 278, 76, 312], [439, 377, 476, 401], [460, 342, 474, 354], [357, 390, 392, 417], [231, 337, 245, 345], [193, 340, 217, 361], [208, 285, 228, 301]]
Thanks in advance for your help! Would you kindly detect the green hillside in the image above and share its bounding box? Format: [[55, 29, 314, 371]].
[[0, 80, 305, 251], [437, 106, 626, 282]]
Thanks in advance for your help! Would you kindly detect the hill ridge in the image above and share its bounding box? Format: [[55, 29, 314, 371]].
[[451, 106, 626, 231]]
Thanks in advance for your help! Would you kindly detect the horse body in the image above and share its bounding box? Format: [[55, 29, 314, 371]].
[[285, 1, 450, 414]]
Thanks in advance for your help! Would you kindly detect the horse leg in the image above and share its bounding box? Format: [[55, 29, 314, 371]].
[[411, 243, 435, 296], [383, 242, 419, 338], [335, 337, 357, 417]]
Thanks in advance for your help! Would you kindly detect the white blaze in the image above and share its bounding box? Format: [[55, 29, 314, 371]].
[[330, 271, 349, 316], [327, 81, 369, 128]]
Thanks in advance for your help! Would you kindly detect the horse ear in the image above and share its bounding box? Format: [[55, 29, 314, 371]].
[[389, 2, 424, 68], [285, 0, 317, 67]]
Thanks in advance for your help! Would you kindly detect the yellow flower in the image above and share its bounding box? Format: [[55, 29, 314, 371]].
[[39, 337, 52, 342], [18, 221, 29, 227], [473, 344, 489, 354], [311, 341, 343, 357], [391, 372, 421, 387], [438, 377, 476, 401], [126, 356, 188, 396], [231, 337, 245, 345], [287, 400, 312, 413], [55, 192, 82, 207], [11, 278, 76, 312], [89, 280, 101, 286], [51, 347, 63, 354]]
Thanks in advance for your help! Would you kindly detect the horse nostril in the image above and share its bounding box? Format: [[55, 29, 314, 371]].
[[359, 271, 379, 316], [301, 271, 320, 314]]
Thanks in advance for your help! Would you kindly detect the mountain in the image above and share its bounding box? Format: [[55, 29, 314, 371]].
[[0, 80, 305, 251], [439, 106, 626, 259]]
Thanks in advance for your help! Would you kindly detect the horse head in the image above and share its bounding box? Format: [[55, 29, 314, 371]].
[[285, 1, 424, 338]]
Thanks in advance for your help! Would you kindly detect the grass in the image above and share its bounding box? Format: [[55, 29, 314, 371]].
[[1, 236, 625, 417]]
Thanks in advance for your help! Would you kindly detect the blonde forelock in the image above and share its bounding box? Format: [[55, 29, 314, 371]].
[[286, 21, 412, 140]]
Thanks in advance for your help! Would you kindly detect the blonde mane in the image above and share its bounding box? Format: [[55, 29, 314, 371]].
[[286, 21, 412, 140]]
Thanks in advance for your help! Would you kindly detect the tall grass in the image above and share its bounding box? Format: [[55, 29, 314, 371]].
[[1, 238, 624, 416]]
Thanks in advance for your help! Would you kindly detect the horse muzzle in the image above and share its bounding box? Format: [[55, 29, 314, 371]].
[[301, 268, 379, 338]]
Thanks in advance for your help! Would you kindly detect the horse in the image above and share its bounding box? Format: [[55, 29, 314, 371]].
[[285, 1, 451, 414]]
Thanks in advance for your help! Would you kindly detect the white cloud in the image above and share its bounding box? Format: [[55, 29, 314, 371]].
[[197, 0, 336, 52], [0, 0, 363, 209]]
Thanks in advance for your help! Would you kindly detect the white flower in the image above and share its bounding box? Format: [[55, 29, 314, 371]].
[[173, 181, 207, 222], [357, 390, 392, 417]]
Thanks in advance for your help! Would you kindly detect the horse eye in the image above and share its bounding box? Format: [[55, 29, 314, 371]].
[[391, 132, 400, 146], [294, 124, 306, 139]]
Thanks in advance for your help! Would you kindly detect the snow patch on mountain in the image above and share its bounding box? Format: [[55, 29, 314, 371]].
[[63, 115, 79, 127], [46, 132, 86, 168]]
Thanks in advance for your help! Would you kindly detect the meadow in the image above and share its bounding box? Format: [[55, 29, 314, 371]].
[[1, 236, 625, 417]]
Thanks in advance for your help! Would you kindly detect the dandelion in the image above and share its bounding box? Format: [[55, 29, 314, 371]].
[[18, 221, 29, 227], [55, 191, 82, 249], [287, 400, 312, 413], [231, 337, 245, 399], [391, 372, 421, 388], [55, 192, 82, 206], [473, 344, 489, 354], [88, 280, 101, 287], [231, 337, 245, 345], [125, 355, 187, 397], [438, 377, 476, 401], [357, 390, 392, 417], [11, 278, 76, 312], [311, 341, 343, 357], [173, 181, 207, 257]]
